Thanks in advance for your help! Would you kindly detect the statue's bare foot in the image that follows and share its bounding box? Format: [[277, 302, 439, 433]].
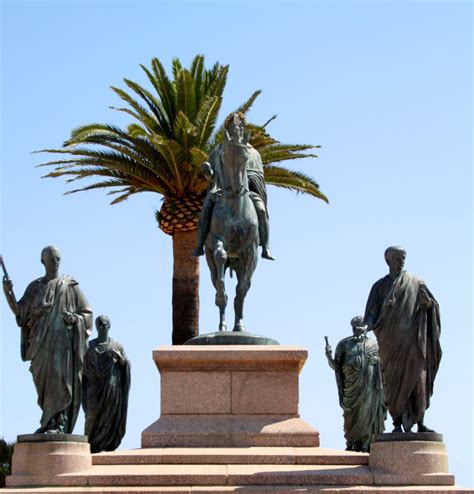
[[193, 247, 205, 257], [418, 424, 435, 433], [262, 248, 275, 260]]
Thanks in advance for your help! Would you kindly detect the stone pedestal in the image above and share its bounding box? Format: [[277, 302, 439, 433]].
[[369, 432, 455, 485], [141, 345, 319, 448], [7, 434, 92, 487]]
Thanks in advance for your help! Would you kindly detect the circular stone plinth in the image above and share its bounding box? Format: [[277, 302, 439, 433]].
[[373, 431, 443, 443], [185, 330, 280, 345], [17, 433, 88, 443]]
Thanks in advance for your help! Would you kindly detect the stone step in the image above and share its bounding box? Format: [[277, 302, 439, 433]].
[[1, 484, 469, 493], [92, 447, 369, 466], [10, 463, 374, 487]]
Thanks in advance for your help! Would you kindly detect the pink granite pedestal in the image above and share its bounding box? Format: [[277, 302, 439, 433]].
[[369, 433, 455, 486], [141, 345, 319, 448], [7, 434, 92, 487]]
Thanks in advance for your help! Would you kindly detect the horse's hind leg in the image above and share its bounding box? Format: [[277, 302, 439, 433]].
[[233, 245, 258, 332], [213, 240, 228, 331]]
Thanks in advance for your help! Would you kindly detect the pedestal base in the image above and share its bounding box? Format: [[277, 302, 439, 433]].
[[141, 346, 319, 448], [185, 330, 280, 345], [369, 433, 455, 485], [7, 434, 91, 487], [143, 414, 318, 447]]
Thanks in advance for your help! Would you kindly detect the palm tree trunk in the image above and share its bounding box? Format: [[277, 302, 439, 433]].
[[172, 230, 200, 344]]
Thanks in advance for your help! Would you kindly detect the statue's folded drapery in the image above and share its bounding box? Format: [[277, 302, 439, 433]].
[[82, 338, 131, 453], [364, 271, 442, 430], [334, 336, 385, 449], [16, 275, 92, 432]]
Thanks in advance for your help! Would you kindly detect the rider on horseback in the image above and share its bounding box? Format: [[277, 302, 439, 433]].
[[194, 112, 275, 260]]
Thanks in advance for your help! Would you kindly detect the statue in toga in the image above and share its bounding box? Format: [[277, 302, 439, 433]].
[[2, 246, 92, 433], [82, 315, 131, 453], [364, 246, 442, 433], [325, 316, 386, 452]]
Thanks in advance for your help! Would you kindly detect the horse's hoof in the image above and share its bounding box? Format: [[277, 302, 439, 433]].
[[219, 325, 227, 332], [233, 323, 245, 332]]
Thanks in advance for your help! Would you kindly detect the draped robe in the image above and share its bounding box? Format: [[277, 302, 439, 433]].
[[334, 335, 386, 450], [16, 275, 92, 432], [82, 337, 131, 453], [364, 271, 442, 430]]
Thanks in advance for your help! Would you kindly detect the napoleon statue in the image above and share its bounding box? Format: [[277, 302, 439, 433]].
[[2, 246, 92, 433], [364, 246, 442, 433], [193, 112, 274, 261]]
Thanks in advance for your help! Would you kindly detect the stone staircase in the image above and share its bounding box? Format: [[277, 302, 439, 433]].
[[4, 446, 465, 493], [2, 348, 467, 492]]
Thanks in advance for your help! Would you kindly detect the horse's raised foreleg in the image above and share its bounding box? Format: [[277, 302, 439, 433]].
[[233, 245, 258, 332], [214, 240, 228, 332]]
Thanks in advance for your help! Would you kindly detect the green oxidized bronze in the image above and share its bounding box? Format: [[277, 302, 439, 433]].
[[2, 247, 92, 434], [193, 112, 274, 337], [325, 316, 386, 452], [82, 315, 131, 453], [364, 246, 442, 434]]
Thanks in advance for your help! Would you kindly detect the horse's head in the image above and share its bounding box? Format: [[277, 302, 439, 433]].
[[222, 141, 250, 195]]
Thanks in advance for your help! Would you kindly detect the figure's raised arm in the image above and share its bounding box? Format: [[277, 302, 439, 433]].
[[1, 256, 19, 317], [325, 336, 336, 370]]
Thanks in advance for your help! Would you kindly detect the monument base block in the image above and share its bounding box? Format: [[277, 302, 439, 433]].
[[141, 345, 320, 448], [370, 433, 455, 486], [6, 434, 91, 487], [142, 414, 318, 447]]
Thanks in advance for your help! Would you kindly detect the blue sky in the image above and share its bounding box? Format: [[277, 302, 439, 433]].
[[1, 0, 472, 488]]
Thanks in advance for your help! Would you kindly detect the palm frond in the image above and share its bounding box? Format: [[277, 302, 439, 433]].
[[191, 54, 205, 105], [122, 79, 171, 135], [264, 165, 329, 202], [150, 57, 176, 124], [38, 54, 327, 207], [110, 86, 162, 135], [150, 137, 185, 195], [259, 143, 320, 165], [174, 111, 197, 160], [195, 95, 222, 148], [175, 69, 197, 121]]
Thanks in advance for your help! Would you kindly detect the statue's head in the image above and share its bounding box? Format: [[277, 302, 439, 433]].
[[224, 112, 247, 143], [41, 246, 61, 272], [384, 245, 406, 275], [350, 315, 366, 336], [96, 314, 111, 336]]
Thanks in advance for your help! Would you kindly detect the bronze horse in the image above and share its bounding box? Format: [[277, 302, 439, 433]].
[[204, 119, 259, 332]]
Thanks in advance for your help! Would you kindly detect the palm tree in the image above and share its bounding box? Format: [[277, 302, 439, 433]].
[[0, 438, 14, 487], [38, 55, 328, 345]]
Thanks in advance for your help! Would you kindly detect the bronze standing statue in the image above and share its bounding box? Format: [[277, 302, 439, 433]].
[[2, 247, 92, 433], [82, 315, 131, 453], [325, 316, 386, 452], [364, 246, 442, 433], [195, 112, 271, 332]]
